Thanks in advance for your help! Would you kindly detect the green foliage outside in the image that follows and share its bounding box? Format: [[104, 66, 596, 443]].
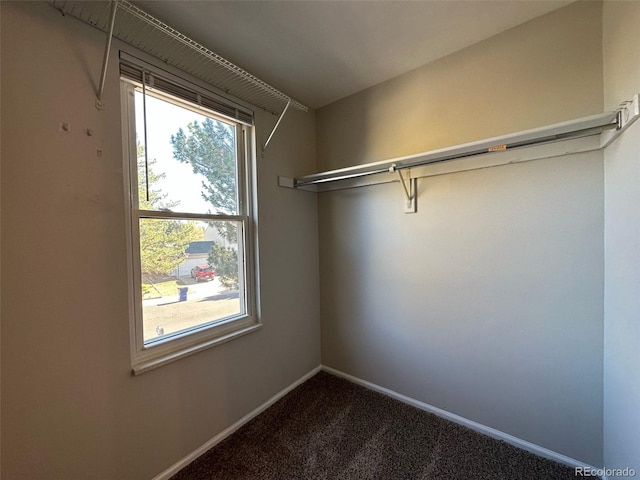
[[138, 145, 203, 283], [142, 280, 187, 300], [207, 243, 239, 289], [170, 118, 236, 214]]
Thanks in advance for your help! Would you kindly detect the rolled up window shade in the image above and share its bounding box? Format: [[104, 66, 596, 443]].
[[120, 55, 254, 126]]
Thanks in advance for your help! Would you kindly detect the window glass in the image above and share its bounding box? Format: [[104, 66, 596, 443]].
[[135, 91, 239, 215], [138, 218, 244, 344], [122, 72, 258, 373]]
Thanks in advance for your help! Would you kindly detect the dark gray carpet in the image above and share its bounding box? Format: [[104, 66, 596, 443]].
[[170, 372, 588, 479]]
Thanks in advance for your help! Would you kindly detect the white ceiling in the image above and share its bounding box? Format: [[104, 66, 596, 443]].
[[135, 1, 574, 110]]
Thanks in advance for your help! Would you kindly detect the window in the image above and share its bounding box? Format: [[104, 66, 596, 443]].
[[121, 57, 259, 374]]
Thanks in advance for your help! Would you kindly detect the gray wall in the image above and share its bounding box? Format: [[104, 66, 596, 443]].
[[603, 0, 640, 474], [3, 0, 639, 477], [0, 2, 320, 479], [318, 1, 604, 466], [317, 1, 603, 171]]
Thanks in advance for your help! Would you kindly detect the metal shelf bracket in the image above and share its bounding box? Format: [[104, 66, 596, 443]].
[[262, 98, 291, 155], [95, 0, 118, 110], [390, 164, 416, 213], [601, 93, 640, 148]]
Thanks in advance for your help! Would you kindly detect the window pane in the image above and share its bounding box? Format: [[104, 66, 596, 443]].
[[139, 218, 244, 344], [135, 90, 238, 215]]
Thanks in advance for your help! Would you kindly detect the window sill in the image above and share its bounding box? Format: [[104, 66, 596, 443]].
[[131, 322, 262, 375]]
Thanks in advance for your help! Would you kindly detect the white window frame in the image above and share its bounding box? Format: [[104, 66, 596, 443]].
[[121, 65, 260, 375]]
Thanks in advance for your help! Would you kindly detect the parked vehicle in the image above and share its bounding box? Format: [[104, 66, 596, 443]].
[[190, 265, 215, 282]]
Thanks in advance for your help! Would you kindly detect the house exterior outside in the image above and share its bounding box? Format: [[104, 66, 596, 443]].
[[171, 226, 238, 278], [172, 240, 216, 278]]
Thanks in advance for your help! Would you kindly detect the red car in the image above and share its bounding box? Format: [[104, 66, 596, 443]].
[[190, 265, 215, 282]]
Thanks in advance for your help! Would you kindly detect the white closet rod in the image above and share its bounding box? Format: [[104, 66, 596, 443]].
[[292, 111, 622, 188]]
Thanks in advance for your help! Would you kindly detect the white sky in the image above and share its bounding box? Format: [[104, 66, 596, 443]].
[[135, 91, 213, 214]]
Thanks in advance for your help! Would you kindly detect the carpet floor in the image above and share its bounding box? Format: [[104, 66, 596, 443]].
[[170, 371, 588, 479]]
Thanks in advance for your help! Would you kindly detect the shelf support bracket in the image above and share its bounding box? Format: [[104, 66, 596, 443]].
[[262, 98, 291, 155], [601, 93, 640, 148], [96, 0, 118, 110], [390, 164, 416, 213]]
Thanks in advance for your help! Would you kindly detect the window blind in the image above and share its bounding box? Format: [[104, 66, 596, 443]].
[[120, 54, 254, 126]]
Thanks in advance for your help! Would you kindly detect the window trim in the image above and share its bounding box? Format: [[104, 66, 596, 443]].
[[121, 72, 260, 375]]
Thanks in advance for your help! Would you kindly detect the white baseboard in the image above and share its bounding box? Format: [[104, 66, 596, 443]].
[[151, 365, 322, 480], [321, 365, 599, 473]]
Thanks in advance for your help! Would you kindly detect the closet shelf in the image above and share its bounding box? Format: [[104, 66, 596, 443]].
[[285, 105, 640, 190], [50, 0, 307, 115]]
